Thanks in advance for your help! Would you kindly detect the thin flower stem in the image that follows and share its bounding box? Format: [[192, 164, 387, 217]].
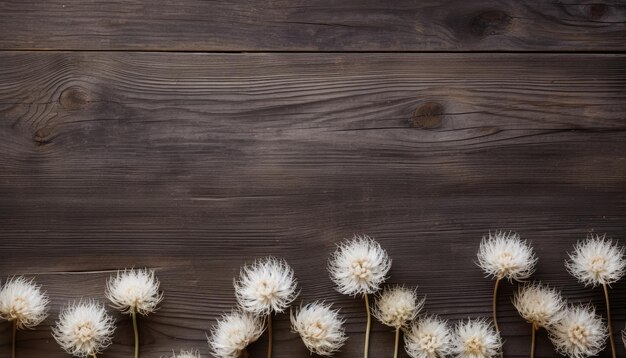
[[530, 324, 536, 358], [393, 327, 400, 358], [493, 277, 503, 358], [12, 320, 16, 358], [364, 294, 371, 358], [92, 354, 98, 358], [267, 313, 273, 358], [132, 309, 139, 358], [603, 283, 616, 358]]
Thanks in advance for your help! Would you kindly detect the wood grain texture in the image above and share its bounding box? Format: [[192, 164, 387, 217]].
[[1, 52, 626, 357], [0, 0, 625, 51]]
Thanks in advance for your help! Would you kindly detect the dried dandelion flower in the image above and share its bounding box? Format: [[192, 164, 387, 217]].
[[513, 283, 566, 358], [208, 310, 265, 358], [566, 234, 625, 288], [548, 304, 607, 358], [165, 350, 200, 358], [451, 318, 502, 358], [328, 235, 392, 297], [477, 231, 537, 282], [565, 234, 624, 357], [328, 235, 392, 358], [290, 301, 347, 356], [513, 283, 565, 329], [404, 315, 452, 358], [476, 230, 536, 354], [106, 268, 163, 315], [234, 257, 298, 315], [52, 300, 116, 358], [0, 276, 49, 358], [373, 286, 423, 329], [0, 276, 49, 329], [234, 256, 298, 358], [106, 268, 163, 358], [373, 285, 424, 358]]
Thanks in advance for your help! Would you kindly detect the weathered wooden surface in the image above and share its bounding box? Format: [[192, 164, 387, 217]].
[[0, 52, 625, 357], [1, 0, 625, 51]]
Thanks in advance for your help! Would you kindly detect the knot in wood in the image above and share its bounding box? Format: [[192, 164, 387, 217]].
[[59, 87, 89, 110], [413, 102, 443, 129], [470, 10, 511, 37]]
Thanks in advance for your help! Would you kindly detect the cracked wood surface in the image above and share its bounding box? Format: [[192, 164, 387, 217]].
[[1, 51, 625, 357]]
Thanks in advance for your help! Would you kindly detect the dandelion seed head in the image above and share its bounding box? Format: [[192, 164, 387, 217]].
[[565, 234, 625, 287], [477, 231, 537, 282], [451, 318, 501, 358], [373, 285, 423, 329], [328, 235, 392, 296], [513, 283, 565, 329], [291, 301, 347, 356], [234, 257, 298, 315], [0, 276, 49, 329], [52, 300, 115, 358], [548, 305, 607, 358], [208, 310, 265, 358], [105, 268, 163, 315], [404, 315, 452, 358]]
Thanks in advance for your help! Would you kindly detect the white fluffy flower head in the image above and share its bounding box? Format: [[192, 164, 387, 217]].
[[105, 268, 163, 315], [373, 285, 423, 329], [0, 276, 49, 329], [477, 231, 537, 282], [328, 235, 392, 296], [565, 234, 625, 287], [165, 350, 200, 358], [234, 256, 298, 315], [52, 300, 116, 358], [451, 318, 502, 358], [208, 310, 265, 358], [291, 301, 347, 356], [404, 315, 452, 358], [513, 283, 565, 329], [548, 305, 606, 358]]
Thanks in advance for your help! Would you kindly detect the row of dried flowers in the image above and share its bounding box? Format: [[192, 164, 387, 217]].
[[0, 232, 624, 358]]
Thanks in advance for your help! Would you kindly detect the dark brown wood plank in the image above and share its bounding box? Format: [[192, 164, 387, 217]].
[[1, 52, 625, 357], [1, 0, 625, 51]]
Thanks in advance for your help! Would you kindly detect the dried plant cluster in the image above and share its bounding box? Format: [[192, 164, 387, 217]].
[[0, 232, 624, 358]]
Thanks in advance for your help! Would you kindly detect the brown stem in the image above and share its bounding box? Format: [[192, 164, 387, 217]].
[[12, 320, 16, 358], [393, 327, 400, 358], [530, 324, 536, 358], [267, 313, 273, 358], [364, 294, 371, 358], [132, 309, 139, 358], [493, 277, 503, 358], [603, 283, 616, 358]]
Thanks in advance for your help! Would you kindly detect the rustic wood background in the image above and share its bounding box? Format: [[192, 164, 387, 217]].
[[1, 1, 625, 357]]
